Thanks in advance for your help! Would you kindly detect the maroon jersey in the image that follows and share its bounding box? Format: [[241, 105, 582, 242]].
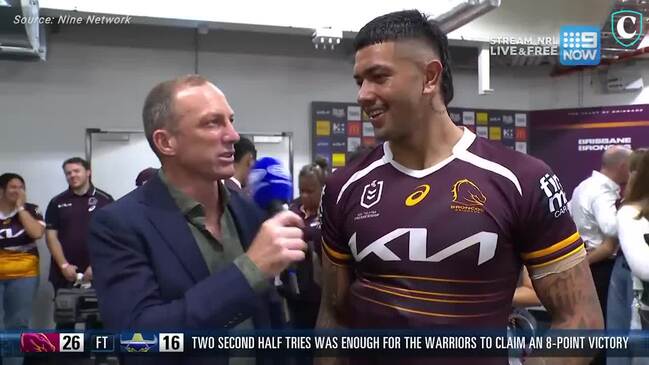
[[321, 128, 584, 329], [45, 186, 113, 289], [0, 203, 45, 279]]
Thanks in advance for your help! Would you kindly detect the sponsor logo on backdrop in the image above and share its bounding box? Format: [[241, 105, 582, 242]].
[[362, 122, 375, 137], [539, 173, 569, 218], [449, 112, 461, 123], [331, 153, 346, 167], [332, 122, 346, 135], [477, 126, 488, 139], [347, 106, 361, 121], [347, 137, 361, 152], [503, 128, 514, 139], [515, 128, 527, 141], [462, 112, 475, 126], [578, 137, 632, 151], [477, 112, 489, 125], [559, 25, 600, 66], [489, 127, 502, 141], [315, 109, 331, 116], [347, 121, 361, 136], [514, 113, 527, 127], [362, 137, 376, 147], [316, 120, 331, 136], [331, 140, 346, 151], [516, 142, 527, 154], [332, 108, 346, 118], [503, 115, 514, 125]]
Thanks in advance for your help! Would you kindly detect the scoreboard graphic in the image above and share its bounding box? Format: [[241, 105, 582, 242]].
[[311, 102, 530, 168]]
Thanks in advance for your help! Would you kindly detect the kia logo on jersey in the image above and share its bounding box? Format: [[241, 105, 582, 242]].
[[360, 180, 383, 209]]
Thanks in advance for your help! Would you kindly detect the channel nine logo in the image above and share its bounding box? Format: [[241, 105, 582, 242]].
[[559, 26, 600, 66]]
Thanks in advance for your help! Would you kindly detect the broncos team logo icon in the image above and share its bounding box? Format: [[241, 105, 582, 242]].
[[20, 333, 58, 353], [405, 184, 430, 207], [451, 179, 486, 213]]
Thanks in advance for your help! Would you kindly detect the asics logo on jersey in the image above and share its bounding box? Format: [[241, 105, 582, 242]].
[[0, 228, 25, 239], [360, 180, 383, 209], [405, 184, 430, 207], [451, 179, 486, 214], [349, 229, 498, 265], [539, 173, 568, 218]]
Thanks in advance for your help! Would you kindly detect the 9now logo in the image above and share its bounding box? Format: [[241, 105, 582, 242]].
[[559, 25, 601, 66], [539, 173, 568, 218]]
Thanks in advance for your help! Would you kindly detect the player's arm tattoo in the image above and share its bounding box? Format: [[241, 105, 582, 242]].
[[316, 254, 352, 329], [531, 260, 604, 364], [314, 254, 353, 365]]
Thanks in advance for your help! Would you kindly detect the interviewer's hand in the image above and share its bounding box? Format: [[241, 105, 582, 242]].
[[246, 211, 306, 278]]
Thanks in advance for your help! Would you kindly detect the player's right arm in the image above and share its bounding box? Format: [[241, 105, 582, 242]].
[[317, 252, 353, 329], [315, 181, 354, 365]]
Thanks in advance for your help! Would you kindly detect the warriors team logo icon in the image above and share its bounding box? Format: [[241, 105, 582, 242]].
[[451, 179, 486, 214], [360, 180, 383, 209], [405, 184, 430, 207]]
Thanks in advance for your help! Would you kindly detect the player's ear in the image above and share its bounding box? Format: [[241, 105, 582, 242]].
[[423, 59, 443, 96]]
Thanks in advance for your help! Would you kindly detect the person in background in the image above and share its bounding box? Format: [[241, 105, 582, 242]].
[[281, 163, 325, 329], [617, 150, 649, 328], [314, 156, 331, 178], [136, 167, 159, 187], [569, 146, 632, 322], [607, 147, 647, 365], [225, 136, 257, 194], [45, 157, 113, 329], [0, 173, 45, 365]]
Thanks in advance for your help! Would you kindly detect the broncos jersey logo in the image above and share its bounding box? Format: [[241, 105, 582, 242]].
[[451, 179, 486, 214], [452, 179, 486, 206]]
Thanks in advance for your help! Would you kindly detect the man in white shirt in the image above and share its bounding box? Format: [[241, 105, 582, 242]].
[[569, 145, 632, 320]]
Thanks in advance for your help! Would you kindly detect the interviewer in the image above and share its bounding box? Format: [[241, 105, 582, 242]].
[[88, 75, 306, 365]]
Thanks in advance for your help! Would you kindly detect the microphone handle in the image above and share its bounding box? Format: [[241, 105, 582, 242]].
[[266, 199, 301, 296]]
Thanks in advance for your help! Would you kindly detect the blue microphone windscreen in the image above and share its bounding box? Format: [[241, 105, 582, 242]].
[[248, 157, 293, 211]]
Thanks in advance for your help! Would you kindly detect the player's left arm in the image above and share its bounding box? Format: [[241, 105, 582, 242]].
[[516, 160, 603, 364], [530, 261, 603, 365], [532, 260, 603, 330]]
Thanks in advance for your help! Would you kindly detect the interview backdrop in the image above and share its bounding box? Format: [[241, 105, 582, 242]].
[[311, 101, 529, 168], [530, 105, 649, 198]]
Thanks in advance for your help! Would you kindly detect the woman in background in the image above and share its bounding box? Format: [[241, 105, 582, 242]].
[[617, 150, 649, 330], [281, 163, 326, 330], [0, 173, 45, 365]]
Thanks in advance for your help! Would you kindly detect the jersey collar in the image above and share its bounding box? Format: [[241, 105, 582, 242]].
[[382, 127, 476, 179]]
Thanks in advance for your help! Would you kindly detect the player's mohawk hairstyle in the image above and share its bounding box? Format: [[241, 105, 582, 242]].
[[354, 9, 454, 106]]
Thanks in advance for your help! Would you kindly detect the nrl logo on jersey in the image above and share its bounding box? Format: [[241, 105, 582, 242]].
[[450, 179, 486, 214], [360, 180, 383, 209]]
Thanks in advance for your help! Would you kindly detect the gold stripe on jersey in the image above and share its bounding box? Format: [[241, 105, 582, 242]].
[[527, 244, 586, 269], [322, 239, 353, 261], [323, 250, 351, 268], [355, 293, 502, 318], [361, 282, 507, 304], [0, 250, 39, 280], [520, 231, 581, 260], [360, 279, 508, 298], [363, 272, 509, 284]]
